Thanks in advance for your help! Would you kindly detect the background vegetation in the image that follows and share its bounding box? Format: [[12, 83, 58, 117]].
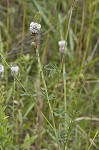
[[0, 0, 99, 149]]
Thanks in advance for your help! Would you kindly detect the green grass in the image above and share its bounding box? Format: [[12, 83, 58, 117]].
[[0, 0, 99, 149]]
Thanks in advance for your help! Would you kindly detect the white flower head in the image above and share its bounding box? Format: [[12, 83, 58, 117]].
[[0, 64, 4, 75], [11, 65, 19, 75], [58, 40, 67, 53], [30, 22, 41, 34]]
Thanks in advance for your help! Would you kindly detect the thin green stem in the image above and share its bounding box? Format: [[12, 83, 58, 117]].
[[21, 0, 26, 56], [13, 78, 15, 118], [64, 6, 73, 150], [65, 6, 73, 41], [88, 130, 98, 150], [63, 63, 66, 113], [12, 77, 15, 144], [36, 47, 60, 149], [6, 0, 9, 52]]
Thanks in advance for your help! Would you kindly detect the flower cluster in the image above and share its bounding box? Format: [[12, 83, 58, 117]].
[[0, 64, 4, 76], [0, 64, 19, 77], [30, 22, 41, 34], [29, 22, 68, 55], [58, 40, 67, 53], [11, 65, 19, 75]]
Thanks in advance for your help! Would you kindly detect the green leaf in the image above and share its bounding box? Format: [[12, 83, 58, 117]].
[[24, 103, 34, 118], [21, 134, 37, 149]]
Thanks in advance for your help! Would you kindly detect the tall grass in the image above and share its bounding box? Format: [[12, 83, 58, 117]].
[[0, 0, 99, 149]]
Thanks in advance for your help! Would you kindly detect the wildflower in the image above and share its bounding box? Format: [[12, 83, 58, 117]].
[[0, 64, 4, 76], [11, 65, 19, 75], [58, 40, 67, 53], [30, 22, 41, 34]]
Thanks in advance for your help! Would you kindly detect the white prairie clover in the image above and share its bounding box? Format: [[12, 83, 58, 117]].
[[11, 65, 19, 75], [0, 64, 4, 76], [30, 22, 41, 34], [58, 40, 67, 53]]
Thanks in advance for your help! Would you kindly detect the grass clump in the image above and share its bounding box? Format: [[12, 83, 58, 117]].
[[0, 0, 99, 149], [0, 86, 12, 149]]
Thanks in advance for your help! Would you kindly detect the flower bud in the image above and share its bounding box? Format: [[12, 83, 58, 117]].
[[31, 41, 37, 49], [79, 74, 84, 84]]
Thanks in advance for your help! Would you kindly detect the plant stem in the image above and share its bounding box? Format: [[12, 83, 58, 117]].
[[35, 59, 43, 150], [36, 47, 60, 149], [64, 6, 73, 150]]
